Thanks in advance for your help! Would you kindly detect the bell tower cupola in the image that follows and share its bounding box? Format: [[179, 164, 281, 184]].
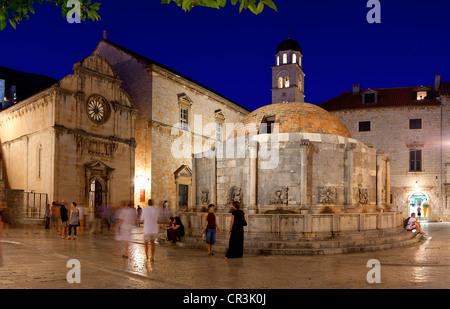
[[272, 34, 305, 104]]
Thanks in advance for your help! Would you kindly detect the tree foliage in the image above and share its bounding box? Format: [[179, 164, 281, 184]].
[[161, 0, 277, 14], [0, 0, 101, 30]]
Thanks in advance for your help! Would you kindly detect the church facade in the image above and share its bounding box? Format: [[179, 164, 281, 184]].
[[92, 39, 250, 212], [0, 55, 137, 213]]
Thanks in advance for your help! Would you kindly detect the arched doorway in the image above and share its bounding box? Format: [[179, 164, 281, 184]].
[[409, 191, 429, 221], [89, 179, 105, 217]]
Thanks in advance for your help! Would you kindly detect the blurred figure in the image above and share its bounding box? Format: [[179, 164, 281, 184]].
[[77, 204, 85, 235], [136, 205, 142, 226], [60, 201, 69, 239], [141, 199, 160, 261], [68, 202, 80, 240], [50, 202, 58, 230], [115, 202, 137, 258], [160, 200, 172, 225], [44, 204, 51, 229], [168, 217, 185, 244]]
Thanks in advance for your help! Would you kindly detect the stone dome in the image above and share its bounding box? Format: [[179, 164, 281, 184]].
[[229, 102, 352, 139], [276, 38, 302, 54]]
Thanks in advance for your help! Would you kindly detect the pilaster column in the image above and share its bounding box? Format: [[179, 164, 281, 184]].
[[191, 153, 197, 212], [376, 149, 384, 211], [345, 143, 357, 208], [386, 157, 391, 207], [248, 138, 258, 214], [210, 150, 217, 207], [299, 139, 310, 208]]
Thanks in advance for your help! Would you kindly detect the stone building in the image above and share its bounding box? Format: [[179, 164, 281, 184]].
[[0, 55, 137, 214], [319, 77, 450, 222], [92, 39, 250, 212]]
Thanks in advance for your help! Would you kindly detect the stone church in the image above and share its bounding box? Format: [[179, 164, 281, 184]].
[[0, 55, 137, 217], [0, 36, 249, 220], [92, 38, 250, 212]]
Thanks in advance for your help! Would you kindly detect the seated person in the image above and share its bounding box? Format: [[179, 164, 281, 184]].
[[405, 213, 425, 234], [167, 217, 185, 243], [163, 217, 175, 241]]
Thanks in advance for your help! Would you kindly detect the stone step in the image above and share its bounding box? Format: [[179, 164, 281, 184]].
[[171, 231, 423, 255]]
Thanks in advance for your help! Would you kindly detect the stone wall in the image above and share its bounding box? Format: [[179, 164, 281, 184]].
[[195, 132, 389, 215], [331, 105, 447, 221]]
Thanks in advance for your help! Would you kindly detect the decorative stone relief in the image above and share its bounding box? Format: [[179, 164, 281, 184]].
[[319, 186, 337, 204], [228, 186, 242, 205], [271, 187, 289, 205], [358, 188, 369, 204], [76, 134, 118, 157], [201, 188, 209, 205]]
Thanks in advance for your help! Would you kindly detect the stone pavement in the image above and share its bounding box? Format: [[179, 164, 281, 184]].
[[0, 222, 450, 290]]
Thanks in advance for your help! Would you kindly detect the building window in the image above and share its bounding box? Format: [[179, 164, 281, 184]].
[[283, 53, 287, 64], [409, 118, 422, 130], [277, 56, 280, 66], [358, 121, 371, 132], [292, 54, 297, 64], [409, 149, 422, 172], [260, 116, 276, 134], [363, 92, 377, 104], [284, 76, 290, 88], [216, 122, 223, 141], [416, 90, 427, 100], [180, 107, 189, 130], [278, 77, 283, 89]]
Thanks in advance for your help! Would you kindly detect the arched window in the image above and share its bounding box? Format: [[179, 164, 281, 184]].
[[277, 56, 280, 66], [283, 53, 287, 64], [292, 54, 297, 64], [38, 146, 43, 179], [278, 77, 283, 89], [284, 76, 290, 88]]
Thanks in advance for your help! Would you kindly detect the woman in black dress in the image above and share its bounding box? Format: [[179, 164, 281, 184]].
[[225, 201, 247, 259]]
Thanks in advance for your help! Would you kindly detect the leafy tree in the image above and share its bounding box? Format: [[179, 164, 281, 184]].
[[0, 0, 101, 30], [161, 0, 277, 14]]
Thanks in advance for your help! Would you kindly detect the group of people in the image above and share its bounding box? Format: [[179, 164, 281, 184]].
[[44, 197, 248, 261], [45, 201, 85, 240], [201, 201, 247, 259]]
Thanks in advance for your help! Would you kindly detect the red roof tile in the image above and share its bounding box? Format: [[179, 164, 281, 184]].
[[318, 86, 440, 112]]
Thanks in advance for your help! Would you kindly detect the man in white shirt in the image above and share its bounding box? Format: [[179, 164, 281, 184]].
[[141, 199, 160, 260], [405, 213, 425, 234]]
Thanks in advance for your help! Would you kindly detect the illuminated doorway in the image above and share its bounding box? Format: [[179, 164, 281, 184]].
[[409, 192, 429, 221]]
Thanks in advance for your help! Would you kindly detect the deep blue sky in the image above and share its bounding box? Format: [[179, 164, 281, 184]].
[[1, 0, 449, 112]]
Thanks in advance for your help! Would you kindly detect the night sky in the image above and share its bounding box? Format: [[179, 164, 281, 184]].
[[1, 0, 449, 112]]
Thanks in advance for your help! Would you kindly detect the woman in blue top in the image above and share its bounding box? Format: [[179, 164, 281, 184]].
[[68, 202, 80, 240]]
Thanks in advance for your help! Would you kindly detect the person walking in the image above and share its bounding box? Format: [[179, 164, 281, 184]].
[[224, 201, 247, 259], [140, 199, 160, 261], [77, 204, 85, 235], [203, 204, 220, 256], [60, 201, 69, 239], [115, 202, 137, 258], [68, 202, 80, 240], [44, 204, 51, 229]]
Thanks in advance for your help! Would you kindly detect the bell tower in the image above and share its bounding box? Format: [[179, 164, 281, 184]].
[[271, 35, 305, 104]]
